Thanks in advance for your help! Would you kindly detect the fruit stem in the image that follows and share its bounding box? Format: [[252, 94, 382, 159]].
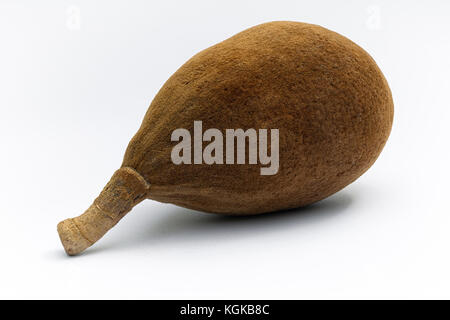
[[57, 167, 150, 256]]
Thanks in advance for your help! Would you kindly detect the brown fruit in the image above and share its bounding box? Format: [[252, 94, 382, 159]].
[[57, 21, 394, 255]]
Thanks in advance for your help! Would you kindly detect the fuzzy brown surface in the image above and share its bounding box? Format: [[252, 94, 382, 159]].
[[57, 21, 393, 255], [122, 21, 394, 214]]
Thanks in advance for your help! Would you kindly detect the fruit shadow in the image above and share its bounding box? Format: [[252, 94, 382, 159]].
[[98, 191, 354, 254]]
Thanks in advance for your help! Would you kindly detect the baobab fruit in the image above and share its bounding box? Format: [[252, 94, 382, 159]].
[[57, 21, 394, 255]]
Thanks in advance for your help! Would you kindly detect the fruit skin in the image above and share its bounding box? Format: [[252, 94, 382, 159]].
[[57, 21, 394, 255], [122, 21, 394, 214]]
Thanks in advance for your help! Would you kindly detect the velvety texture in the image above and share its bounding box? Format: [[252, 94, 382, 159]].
[[123, 21, 393, 214], [58, 21, 393, 255]]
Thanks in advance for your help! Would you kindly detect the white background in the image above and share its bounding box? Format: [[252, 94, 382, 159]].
[[1, 0, 449, 299]]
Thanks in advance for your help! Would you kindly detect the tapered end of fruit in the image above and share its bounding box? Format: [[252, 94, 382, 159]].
[[57, 219, 93, 256], [56, 167, 150, 255]]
